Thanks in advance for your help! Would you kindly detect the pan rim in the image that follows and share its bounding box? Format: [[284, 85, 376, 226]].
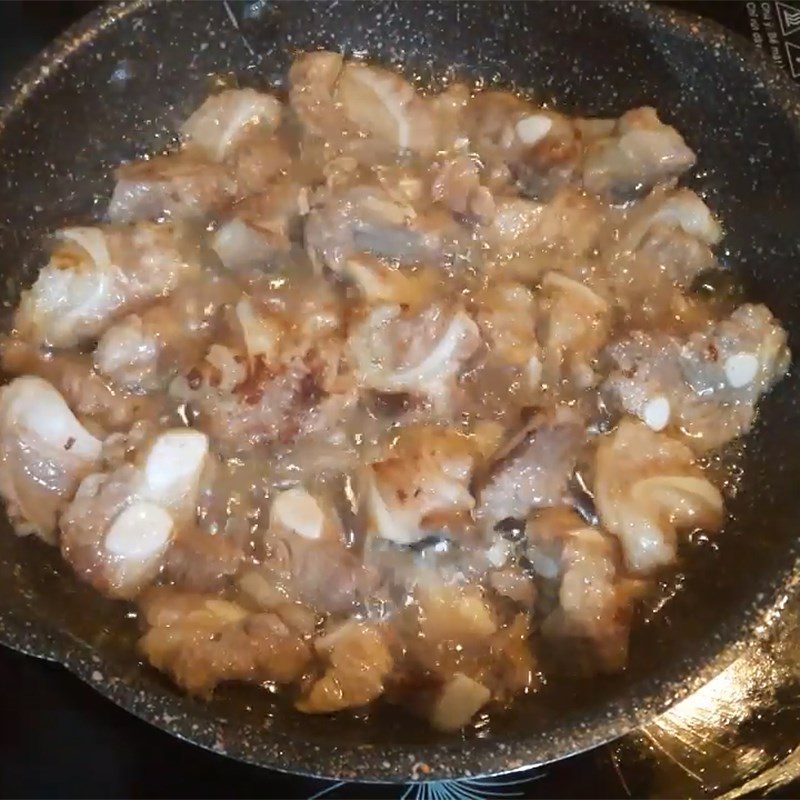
[[0, 0, 799, 783]]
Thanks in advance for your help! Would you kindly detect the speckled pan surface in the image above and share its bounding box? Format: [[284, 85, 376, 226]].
[[0, 0, 799, 783]]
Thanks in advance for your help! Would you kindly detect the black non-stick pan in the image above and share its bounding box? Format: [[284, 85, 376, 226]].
[[0, 0, 799, 783]]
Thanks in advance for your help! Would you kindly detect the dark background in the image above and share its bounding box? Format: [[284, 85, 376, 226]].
[[0, 2, 799, 798]]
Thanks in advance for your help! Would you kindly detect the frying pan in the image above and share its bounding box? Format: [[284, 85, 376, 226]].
[[0, 0, 799, 783]]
